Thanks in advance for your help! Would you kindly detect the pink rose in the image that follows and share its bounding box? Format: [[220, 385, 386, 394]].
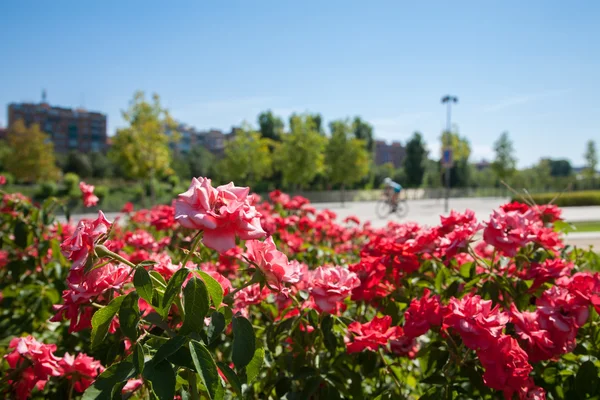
[[309, 266, 360, 313], [79, 181, 99, 207], [60, 211, 112, 270], [245, 237, 299, 290], [174, 177, 266, 253], [4, 336, 63, 400]]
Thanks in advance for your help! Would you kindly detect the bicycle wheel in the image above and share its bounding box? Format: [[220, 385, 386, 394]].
[[375, 199, 392, 219], [395, 200, 409, 218]]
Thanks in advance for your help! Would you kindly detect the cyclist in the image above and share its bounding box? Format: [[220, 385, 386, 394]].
[[383, 177, 403, 212]]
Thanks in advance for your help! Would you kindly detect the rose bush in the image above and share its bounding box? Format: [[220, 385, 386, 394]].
[[1, 178, 599, 399]]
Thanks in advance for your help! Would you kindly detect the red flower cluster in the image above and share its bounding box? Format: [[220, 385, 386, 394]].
[[4, 336, 101, 399]]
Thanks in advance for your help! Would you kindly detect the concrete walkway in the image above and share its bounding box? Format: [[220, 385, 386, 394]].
[[64, 197, 600, 248]]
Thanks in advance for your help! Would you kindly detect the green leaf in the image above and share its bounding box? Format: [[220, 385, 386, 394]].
[[245, 347, 264, 384], [321, 314, 337, 352], [180, 277, 210, 335], [189, 340, 219, 400], [119, 292, 140, 341], [134, 267, 154, 304], [459, 262, 473, 279], [197, 270, 224, 308], [91, 296, 125, 350], [161, 267, 189, 315], [575, 361, 599, 397], [217, 362, 242, 396], [14, 221, 29, 248], [143, 360, 176, 400], [149, 270, 167, 288], [82, 360, 136, 400], [207, 311, 226, 344], [232, 316, 255, 369], [153, 336, 189, 364], [133, 343, 145, 374]]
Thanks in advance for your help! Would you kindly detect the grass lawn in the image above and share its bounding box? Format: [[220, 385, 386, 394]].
[[570, 221, 600, 232]]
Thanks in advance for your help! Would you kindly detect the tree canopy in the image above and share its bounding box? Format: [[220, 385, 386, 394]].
[[4, 120, 60, 183], [325, 120, 370, 189], [404, 132, 427, 187], [109, 91, 176, 183], [276, 114, 326, 190], [219, 126, 274, 187], [492, 132, 517, 182]]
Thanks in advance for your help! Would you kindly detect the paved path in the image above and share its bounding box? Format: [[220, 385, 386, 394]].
[[63, 197, 600, 247]]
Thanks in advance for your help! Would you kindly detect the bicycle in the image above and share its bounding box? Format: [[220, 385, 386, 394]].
[[376, 194, 409, 219]]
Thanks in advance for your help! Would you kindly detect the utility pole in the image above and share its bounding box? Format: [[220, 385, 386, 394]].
[[441, 95, 458, 213]]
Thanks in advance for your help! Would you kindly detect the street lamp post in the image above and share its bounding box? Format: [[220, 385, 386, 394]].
[[441, 95, 458, 213]]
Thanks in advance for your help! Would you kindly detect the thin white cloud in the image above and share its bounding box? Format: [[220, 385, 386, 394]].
[[483, 89, 570, 112], [371, 112, 433, 138]]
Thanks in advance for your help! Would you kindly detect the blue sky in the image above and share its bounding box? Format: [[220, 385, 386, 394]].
[[1, 1, 598, 167]]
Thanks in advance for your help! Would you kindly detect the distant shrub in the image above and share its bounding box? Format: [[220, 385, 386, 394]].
[[94, 185, 109, 201], [512, 190, 600, 207], [35, 181, 58, 199], [63, 172, 80, 195]]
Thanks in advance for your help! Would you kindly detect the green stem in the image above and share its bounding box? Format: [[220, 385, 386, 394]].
[[225, 272, 262, 300], [188, 369, 199, 400], [181, 232, 203, 267], [95, 245, 136, 268]]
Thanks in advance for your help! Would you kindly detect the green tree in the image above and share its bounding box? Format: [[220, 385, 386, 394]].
[[109, 91, 176, 202], [4, 120, 60, 183], [584, 140, 598, 179], [440, 131, 472, 187], [403, 132, 427, 187], [352, 117, 374, 153], [219, 126, 273, 187], [63, 151, 93, 178], [89, 151, 113, 178], [187, 145, 215, 178], [258, 110, 284, 141], [325, 120, 370, 201], [491, 132, 517, 182], [289, 113, 323, 135], [276, 114, 326, 190], [546, 158, 572, 177]]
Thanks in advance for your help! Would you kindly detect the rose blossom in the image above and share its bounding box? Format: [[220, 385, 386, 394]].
[[4, 336, 63, 400], [309, 266, 360, 313], [443, 294, 509, 350], [59, 352, 104, 392], [346, 315, 401, 353], [79, 181, 99, 207], [174, 177, 266, 253], [477, 335, 534, 399], [245, 236, 299, 290], [60, 211, 112, 270], [403, 289, 443, 338]]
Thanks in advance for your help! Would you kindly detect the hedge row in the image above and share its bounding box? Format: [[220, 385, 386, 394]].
[[512, 190, 600, 207]]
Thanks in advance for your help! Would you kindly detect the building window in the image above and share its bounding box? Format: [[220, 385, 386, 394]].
[[91, 141, 101, 152], [68, 124, 78, 148]]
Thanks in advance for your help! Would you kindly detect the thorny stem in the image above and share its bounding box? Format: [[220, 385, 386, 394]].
[[181, 232, 203, 267], [378, 349, 403, 391]]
